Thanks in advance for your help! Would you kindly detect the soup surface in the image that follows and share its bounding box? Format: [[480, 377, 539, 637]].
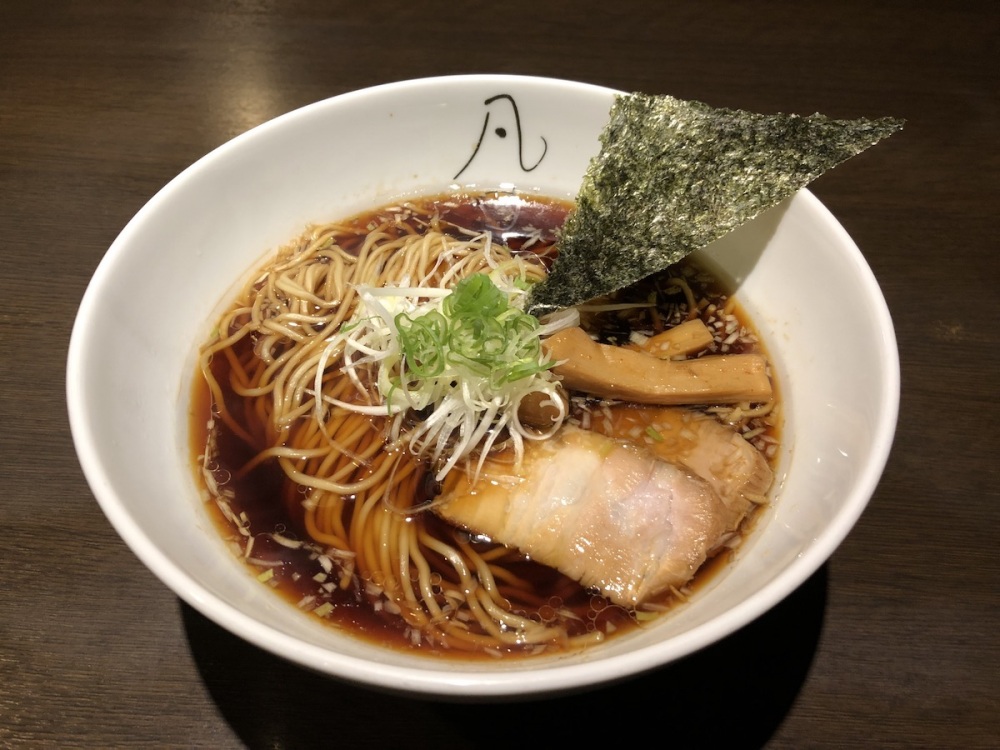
[[192, 191, 780, 659]]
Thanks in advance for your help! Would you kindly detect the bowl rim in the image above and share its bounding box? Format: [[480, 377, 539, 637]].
[[66, 73, 900, 698]]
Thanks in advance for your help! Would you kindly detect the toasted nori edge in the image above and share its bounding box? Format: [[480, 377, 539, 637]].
[[525, 93, 903, 315]]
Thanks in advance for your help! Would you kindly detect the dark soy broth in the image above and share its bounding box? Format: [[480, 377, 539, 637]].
[[191, 192, 779, 659]]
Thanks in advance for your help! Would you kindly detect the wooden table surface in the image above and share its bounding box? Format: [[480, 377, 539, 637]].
[[2, 2, 997, 747]]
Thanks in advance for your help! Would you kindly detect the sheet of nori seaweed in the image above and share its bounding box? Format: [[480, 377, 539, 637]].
[[525, 93, 903, 315]]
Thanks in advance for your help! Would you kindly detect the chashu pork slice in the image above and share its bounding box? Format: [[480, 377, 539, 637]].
[[589, 404, 774, 531], [435, 425, 730, 607]]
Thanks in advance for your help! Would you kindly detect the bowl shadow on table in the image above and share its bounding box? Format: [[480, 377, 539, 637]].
[[181, 565, 826, 750]]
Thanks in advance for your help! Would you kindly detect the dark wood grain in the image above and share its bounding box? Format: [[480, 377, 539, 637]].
[[2, 1, 997, 747]]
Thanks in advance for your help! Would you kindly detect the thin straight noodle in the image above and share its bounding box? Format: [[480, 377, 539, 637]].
[[350, 470, 395, 581], [472, 587, 558, 640], [393, 488, 424, 613], [200, 208, 603, 654], [305, 500, 348, 550], [407, 534, 448, 624]]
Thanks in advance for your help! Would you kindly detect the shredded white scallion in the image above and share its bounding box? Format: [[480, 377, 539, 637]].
[[318, 261, 577, 479]]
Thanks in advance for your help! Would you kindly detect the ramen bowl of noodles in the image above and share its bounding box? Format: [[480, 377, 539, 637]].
[[67, 75, 899, 697]]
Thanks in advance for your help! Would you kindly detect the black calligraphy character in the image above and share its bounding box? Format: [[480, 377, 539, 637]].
[[454, 94, 548, 179]]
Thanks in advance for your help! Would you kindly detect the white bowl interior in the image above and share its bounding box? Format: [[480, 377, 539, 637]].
[[67, 75, 898, 697]]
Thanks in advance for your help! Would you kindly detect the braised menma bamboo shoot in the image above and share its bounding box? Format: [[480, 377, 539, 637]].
[[544, 326, 772, 405], [626, 318, 715, 359]]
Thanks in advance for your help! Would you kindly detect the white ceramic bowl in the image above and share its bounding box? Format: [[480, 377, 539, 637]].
[[67, 75, 899, 698]]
